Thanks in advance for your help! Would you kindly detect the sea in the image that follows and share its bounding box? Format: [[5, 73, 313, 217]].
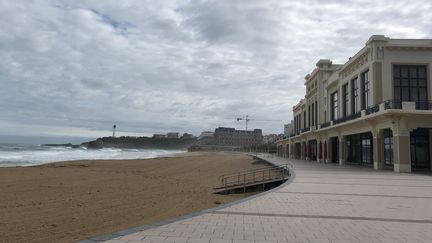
[[0, 143, 185, 167]]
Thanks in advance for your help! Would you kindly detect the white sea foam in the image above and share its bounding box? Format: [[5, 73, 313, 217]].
[[0, 144, 185, 167]]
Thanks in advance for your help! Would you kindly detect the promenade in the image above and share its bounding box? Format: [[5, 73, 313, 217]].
[[90, 155, 432, 243]]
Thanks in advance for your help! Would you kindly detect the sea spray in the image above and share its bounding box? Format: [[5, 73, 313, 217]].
[[0, 143, 185, 167]]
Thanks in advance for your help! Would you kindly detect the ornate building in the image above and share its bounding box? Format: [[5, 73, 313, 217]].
[[277, 35, 432, 173], [214, 127, 263, 147]]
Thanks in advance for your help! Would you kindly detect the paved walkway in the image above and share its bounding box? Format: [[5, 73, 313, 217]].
[[92, 155, 432, 243]]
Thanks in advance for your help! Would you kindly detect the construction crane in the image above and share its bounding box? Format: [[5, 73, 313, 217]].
[[236, 115, 283, 130]]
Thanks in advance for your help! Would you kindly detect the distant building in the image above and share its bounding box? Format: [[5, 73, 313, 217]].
[[214, 127, 263, 147], [194, 131, 215, 146], [152, 134, 167, 138], [198, 131, 214, 140], [284, 120, 294, 136], [167, 132, 179, 139], [263, 134, 281, 144], [181, 133, 193, 139]]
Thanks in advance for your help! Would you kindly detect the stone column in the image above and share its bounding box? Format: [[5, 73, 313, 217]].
[[317, 141, 322, 163], [393, 132, 411, 173], [392, 118, 411, 173], [339, 136, 346, 166], [301, 142, 304, 160], [326, 139, 331, 163], [373, 130, 384, 170]]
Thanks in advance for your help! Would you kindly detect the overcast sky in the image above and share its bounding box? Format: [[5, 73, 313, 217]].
[[0, 0, 431, 142]]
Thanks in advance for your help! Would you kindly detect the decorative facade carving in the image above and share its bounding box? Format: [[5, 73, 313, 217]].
[[339, 50, 369, 79], [377, 46, 384, 60]]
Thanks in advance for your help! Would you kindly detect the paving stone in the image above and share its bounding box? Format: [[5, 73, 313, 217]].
[[100, 154, 432, 243]]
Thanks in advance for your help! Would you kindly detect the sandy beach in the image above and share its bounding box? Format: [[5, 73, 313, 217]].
[[0, 152, 268, 243]]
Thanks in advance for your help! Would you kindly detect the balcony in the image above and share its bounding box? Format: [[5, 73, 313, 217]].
[[291, 100, 432, 138], [346, 111, 362, 121], [384, 100, 432, 110], [415, 100, 432, 110], [333, 116, 345, 125], [320, 122, 331, 128], [301, 127, 310, 133], [384, 100, 402, 109], [365, 104, 380, 115]]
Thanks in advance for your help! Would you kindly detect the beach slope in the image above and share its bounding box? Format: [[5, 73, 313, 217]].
[[0, 152, 267, 243]]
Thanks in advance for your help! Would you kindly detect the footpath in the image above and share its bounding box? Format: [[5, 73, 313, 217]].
[[84, 154, 432, 243]]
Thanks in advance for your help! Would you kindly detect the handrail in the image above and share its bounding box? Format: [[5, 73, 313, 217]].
[[218, 164, 291, 189], [218, 164, 289, 180], [365, 104, 380, 115]]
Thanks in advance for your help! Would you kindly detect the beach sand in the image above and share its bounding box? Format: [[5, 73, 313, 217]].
[[0, 152, 268, 243]]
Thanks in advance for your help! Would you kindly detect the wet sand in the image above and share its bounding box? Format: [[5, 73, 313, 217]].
[[0, 152, 268, 243]]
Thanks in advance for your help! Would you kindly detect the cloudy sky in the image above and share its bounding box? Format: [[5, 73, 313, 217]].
[[0, 0, 431, 142]]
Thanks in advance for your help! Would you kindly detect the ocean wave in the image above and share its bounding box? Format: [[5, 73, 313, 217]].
[[0, 144, 185, 167]]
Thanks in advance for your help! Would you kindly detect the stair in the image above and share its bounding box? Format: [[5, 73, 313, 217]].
[[214, 164, 291, 194]]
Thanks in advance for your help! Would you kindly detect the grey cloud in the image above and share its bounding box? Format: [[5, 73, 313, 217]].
[[0, 0, 431, 139]]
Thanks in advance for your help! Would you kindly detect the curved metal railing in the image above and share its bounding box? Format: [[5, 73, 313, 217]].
[[217, 164, 291, 189]]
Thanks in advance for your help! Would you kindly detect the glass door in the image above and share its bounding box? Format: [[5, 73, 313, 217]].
[[410, 128, 430, 170]]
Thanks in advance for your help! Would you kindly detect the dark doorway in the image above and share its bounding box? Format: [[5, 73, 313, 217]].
[[331, 137, 339, 163], [309, 140, 317, 161], [410, 128, 431, 170], [346, 132, 373, 166]]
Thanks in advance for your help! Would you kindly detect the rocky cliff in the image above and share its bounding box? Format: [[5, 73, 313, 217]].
[[81, 136, 197, 150]]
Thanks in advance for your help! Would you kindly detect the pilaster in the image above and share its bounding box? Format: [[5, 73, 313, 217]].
[[373, 130, 384, 170], [393, 133, 411, 173], [339, 136, 346, 166]]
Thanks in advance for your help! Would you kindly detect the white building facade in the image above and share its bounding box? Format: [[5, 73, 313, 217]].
[[277, 35, 432, 173]]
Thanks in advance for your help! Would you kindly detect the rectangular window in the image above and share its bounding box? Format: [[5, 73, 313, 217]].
[[315, 101, 318, 127], [351, 77, 359, 113], [362, 70, 370, 109], [383, 129, 393, 166], [361, 133, 373, 164], [298, 115, 300, 133], [311, 103, 314, 126], [308, 106, 311, 127], [304, 111, 306, 129], [393, 65, 428, 109], [331, 91, 338, 121], [342, 83, 349, 117]]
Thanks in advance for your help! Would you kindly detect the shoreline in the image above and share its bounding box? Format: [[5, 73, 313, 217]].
[[0, 152, 269, 243], [0, 146, 187, 168], [27, 150, 190, 168]]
